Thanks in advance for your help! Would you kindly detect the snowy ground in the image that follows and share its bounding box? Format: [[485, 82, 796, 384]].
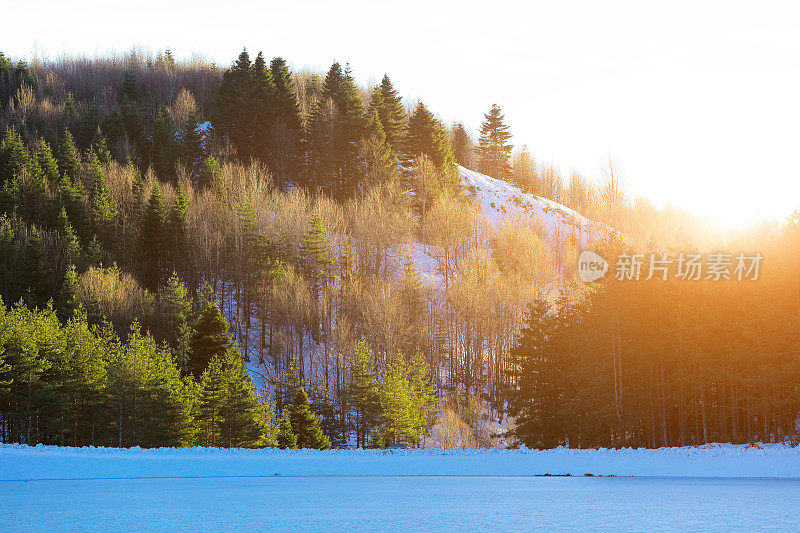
[[2, 444, 800, 532], [3, 476, 799, 532], [3, 442, 800, 480]]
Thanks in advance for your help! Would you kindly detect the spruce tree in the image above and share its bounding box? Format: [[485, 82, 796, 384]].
[[268, 56, 302, 185], [284, 366, 331, 449], [218, 350, 265, 447], [35, 140, 60, 183], [189, 300, 233, 379], [0, 126, 29, 185], [346, 340, 382, 448], [405, 102, 456, 171], [213, 49, 256, 158], [141, 184, 166, 290], [55, 264, 80, 322], [180, 111, 204, 174], [158, 272, 193, 374], [450, 122, 473, 167], [477, 104, 513, 180], [57, 129, 81, 181], [376, 75, 407, 153], [87, 150, 116, 253], [152, 107, 175, 180], [307, 61, 367, 198], [359, 105, 397, 188], [276, 410, 297, 449], [167, 183, 189, 277]]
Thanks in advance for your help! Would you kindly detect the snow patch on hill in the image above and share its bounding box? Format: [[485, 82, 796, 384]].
[[458, 165, 606, 247]]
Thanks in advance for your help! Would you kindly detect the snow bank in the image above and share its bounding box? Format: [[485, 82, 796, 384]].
[[2, 443, 799, 480]]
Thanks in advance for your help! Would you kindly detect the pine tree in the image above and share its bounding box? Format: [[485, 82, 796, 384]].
[[378, 355, 413, 447], [158, 272, 193, 375], [307, 61, 367, 198], [0, 126, 29, 185], [218, 350, 265, 447], [189, 300, 233, 379], [55, 264, 80, 322], [167, 183, 188, 277], [141, 184, 166, 290], [35, 140, 60, 183], [54, 308, 107, 445], [376, 75, 407, 153], [477, 104, 513, 180], [284, 366, 331, 449], [276, 410, 297, 449], [3, 302, 57, 444], [152, 107, 176, 180], [87, 150, 116, 253], [57, 129, 81, 181], [359, 105, 397, 188], [180, 111, 204, 174], [405, 103, 454, 168], [450, 122, 473, 167], [268, 56, 302, 185], [213, 49, 256, 158], [346, 340, 382, 448]]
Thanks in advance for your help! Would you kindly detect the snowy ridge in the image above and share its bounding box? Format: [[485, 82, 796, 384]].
[[458, 165, 607, 247], [2, 443, 800, 480]]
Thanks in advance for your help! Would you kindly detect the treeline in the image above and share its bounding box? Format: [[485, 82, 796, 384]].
[[0, 291, 437, 448], [508, 229, 800, 448]]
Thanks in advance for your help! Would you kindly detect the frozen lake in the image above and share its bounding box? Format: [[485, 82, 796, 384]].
[[2, 476, 799, 532]]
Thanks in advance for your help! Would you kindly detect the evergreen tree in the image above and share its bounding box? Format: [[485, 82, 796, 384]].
[[218, 350, 265, 447], [213, 49, 256, 158], [55, 264, 80, 322], [152, 107, 176, 180], [87, 150, 116, 253], [276, 410, 297, 449], [477, 104, 513, 180], [359, 105, 397, 188], [284, 366, 331, 449], [0, 126, 29, 185], [450, 122, 473, 167], [375, 75, 407, 153], [406, 102, 456, 169], [167, 183, 189, 277], [307, 61, 367, 198], [189, 300, 233, 379], [141, 184, 166, 290], [57, 129, 81, 181], [180, 111, 204, 174], [378, 355, 413, 447], [345, 340, 382, 448], [506, 298, 565, 449], [158, 272, 193, 375], [53, 308, 107, 445], [197, 155, 223, 192], [268, 56, 302, 186], [35, 140, 60, 183]]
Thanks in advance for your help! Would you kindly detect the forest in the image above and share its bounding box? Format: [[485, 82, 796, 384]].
[[0, 48, 798, 449]]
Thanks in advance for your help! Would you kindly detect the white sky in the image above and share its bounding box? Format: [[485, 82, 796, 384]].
[[6, 0, 800, 224]]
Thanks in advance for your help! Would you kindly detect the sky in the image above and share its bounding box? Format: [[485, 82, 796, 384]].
[[5, 0, 800, 225]]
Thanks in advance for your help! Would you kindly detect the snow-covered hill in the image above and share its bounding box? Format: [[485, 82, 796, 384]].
[[458, 165, 605, 247]]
